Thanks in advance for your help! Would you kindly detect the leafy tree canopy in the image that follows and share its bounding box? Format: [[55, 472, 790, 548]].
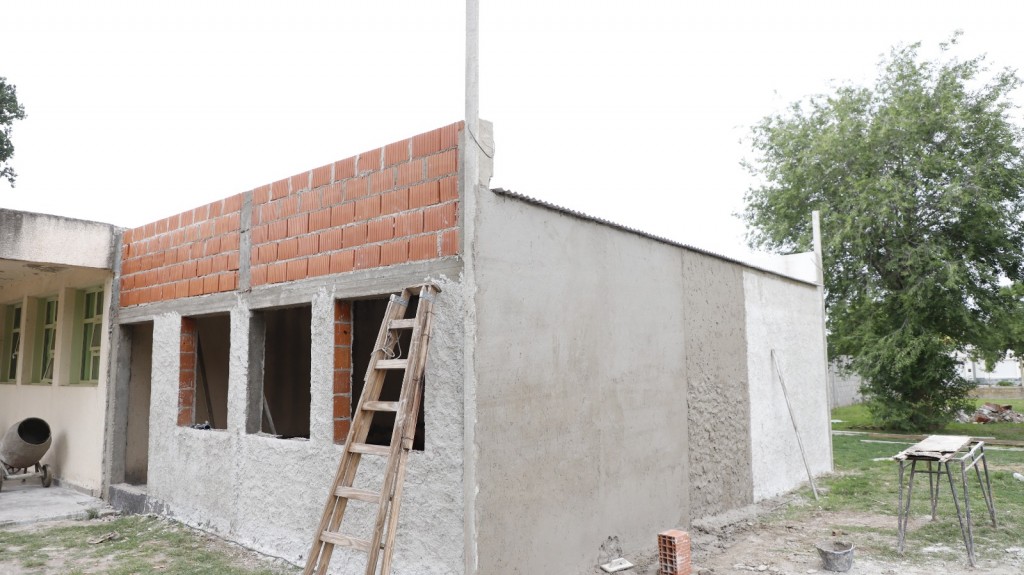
[[742, 35, 1024, 431], [0, 76, 27, 186]]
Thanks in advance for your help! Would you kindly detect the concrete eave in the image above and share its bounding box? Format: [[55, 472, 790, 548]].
[[0, 209, 121, 271]]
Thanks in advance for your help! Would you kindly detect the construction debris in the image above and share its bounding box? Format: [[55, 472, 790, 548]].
[[956, 403, 1024, 424]]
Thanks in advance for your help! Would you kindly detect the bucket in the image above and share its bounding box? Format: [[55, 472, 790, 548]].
[[0, 418, 52, 469], [816, 541, 854, 572]]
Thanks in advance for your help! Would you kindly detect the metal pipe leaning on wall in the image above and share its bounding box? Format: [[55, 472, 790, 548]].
[[0, 417, 52, 469]]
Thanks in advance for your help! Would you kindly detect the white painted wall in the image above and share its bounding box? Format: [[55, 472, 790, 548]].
[[0, 269, 113, 494], [744, 270, 832, 501]]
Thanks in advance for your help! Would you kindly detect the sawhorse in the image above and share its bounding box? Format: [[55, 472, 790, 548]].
[[893, 435, 996, 566]]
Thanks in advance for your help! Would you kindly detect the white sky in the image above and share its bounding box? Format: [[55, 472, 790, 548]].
[[2, 1, 1023, 262]]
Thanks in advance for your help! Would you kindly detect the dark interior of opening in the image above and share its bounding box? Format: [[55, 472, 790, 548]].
[[125, 321, 153, 486], [352, 297, 425, 451], [262, 305, 312, 439], [17, 417, 51, 445], [194, 315, 230, 430]]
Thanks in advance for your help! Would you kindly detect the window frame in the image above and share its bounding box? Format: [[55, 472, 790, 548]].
[[36, 297, 59, 384], [1, 303, 22, 384], [76, 287, 105, 385]]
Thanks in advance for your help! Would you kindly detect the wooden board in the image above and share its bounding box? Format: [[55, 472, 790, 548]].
[[894, 434, 971, 461]]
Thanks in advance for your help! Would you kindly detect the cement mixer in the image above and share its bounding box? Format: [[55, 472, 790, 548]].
[[0, 417, 53, 491]]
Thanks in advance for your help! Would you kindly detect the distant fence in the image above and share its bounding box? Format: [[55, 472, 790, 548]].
[[828, 362, 863, 408]]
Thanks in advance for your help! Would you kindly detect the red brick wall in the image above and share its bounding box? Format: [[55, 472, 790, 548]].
[[333, 301, 353, 443], [249, 122, 462, 286], [119, 121, 463, 307], [178, 317, 198, 426], [120, 196, 243, 306]]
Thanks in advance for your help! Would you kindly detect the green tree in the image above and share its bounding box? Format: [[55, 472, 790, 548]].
[[0, 77, 27, 186], [742, 37, 1024, 431]]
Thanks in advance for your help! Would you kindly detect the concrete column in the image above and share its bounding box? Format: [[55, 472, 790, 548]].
[[227, 302, 252, 434], [309, 288, 335, 445], [244, 311, 266, 435]]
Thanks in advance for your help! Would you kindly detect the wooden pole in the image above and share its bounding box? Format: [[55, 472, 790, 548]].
[[772, 348, 820, 500]]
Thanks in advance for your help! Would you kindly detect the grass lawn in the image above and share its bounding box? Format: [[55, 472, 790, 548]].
[[0, 515, 298, 575], [831, 397, 1024, 441], [790, 402, 1024, 565]]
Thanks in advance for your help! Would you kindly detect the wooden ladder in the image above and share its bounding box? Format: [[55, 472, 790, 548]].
[[303, 283, 440, 575]]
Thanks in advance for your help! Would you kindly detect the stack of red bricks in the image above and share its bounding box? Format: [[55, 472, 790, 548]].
[[657, 529, 692, 575], [120, 196, 243, 306], [249, 122, 462, 286]]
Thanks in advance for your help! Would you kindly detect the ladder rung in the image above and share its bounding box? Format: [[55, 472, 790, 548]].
[[320, 531, 370, 553], [376, 359, 409, 370], [389, 318, 416, 330], [362, 401, 399, 412], [335, 486, 381, 503], [349, 443, 391, 457]]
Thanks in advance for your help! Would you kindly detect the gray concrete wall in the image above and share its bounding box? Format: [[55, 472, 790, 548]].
[[137, 271, 466, 574], [828, 360, 864, 408], [0, 209, 116, 270], [468, 189, 691, 574], [743, 270, 832, 501], [682, 252, 753, 519]]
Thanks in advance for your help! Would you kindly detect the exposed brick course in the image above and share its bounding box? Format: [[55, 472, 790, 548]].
[[178, 318, 197, 426], [119, 121, 463, 305], [333, 301, 353, 443]]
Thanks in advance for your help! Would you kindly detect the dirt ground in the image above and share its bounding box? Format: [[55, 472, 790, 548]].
[[5, 500, 1023, 575], [598, 495, 1024, 575]]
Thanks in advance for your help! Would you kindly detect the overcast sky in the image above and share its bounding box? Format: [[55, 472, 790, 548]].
[[2, 1, 1023, 262]]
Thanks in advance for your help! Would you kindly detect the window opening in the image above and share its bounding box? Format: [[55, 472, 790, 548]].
[[351, 297, 425, 451], [1, 304, 21, 382], [178, 314, 230, 429], [40, 298, 58, 383], [259, 305, 312, 439], [80, 288, 104, 382]]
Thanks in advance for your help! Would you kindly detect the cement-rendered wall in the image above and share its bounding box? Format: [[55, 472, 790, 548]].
[[137, 273, 466, 574], [0, 268, 114, 494], [743, 270, 831, 501], [468, 189, 691, 574], [682, 252, 753, 519], [0, 209, 117, 270]]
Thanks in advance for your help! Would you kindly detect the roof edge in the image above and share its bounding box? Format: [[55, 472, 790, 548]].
[[489, 188, 818, 286]]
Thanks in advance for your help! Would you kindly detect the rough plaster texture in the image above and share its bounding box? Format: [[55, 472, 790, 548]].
[[469, 189, 690, 575], [682, 252, 754, 520], [0, 269, 114, 494], [141, 277, 465, 574], [743, 271, 832, 501], [0, 209, 116, 270]]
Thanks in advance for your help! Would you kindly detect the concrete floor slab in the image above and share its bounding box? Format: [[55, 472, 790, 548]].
[[0, 481, 112, 527]]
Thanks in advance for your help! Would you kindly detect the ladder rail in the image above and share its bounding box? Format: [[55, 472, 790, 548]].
[[303, 284, 438, 575], [364, 285, 434, 574], [304, 289, 412, 575]]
